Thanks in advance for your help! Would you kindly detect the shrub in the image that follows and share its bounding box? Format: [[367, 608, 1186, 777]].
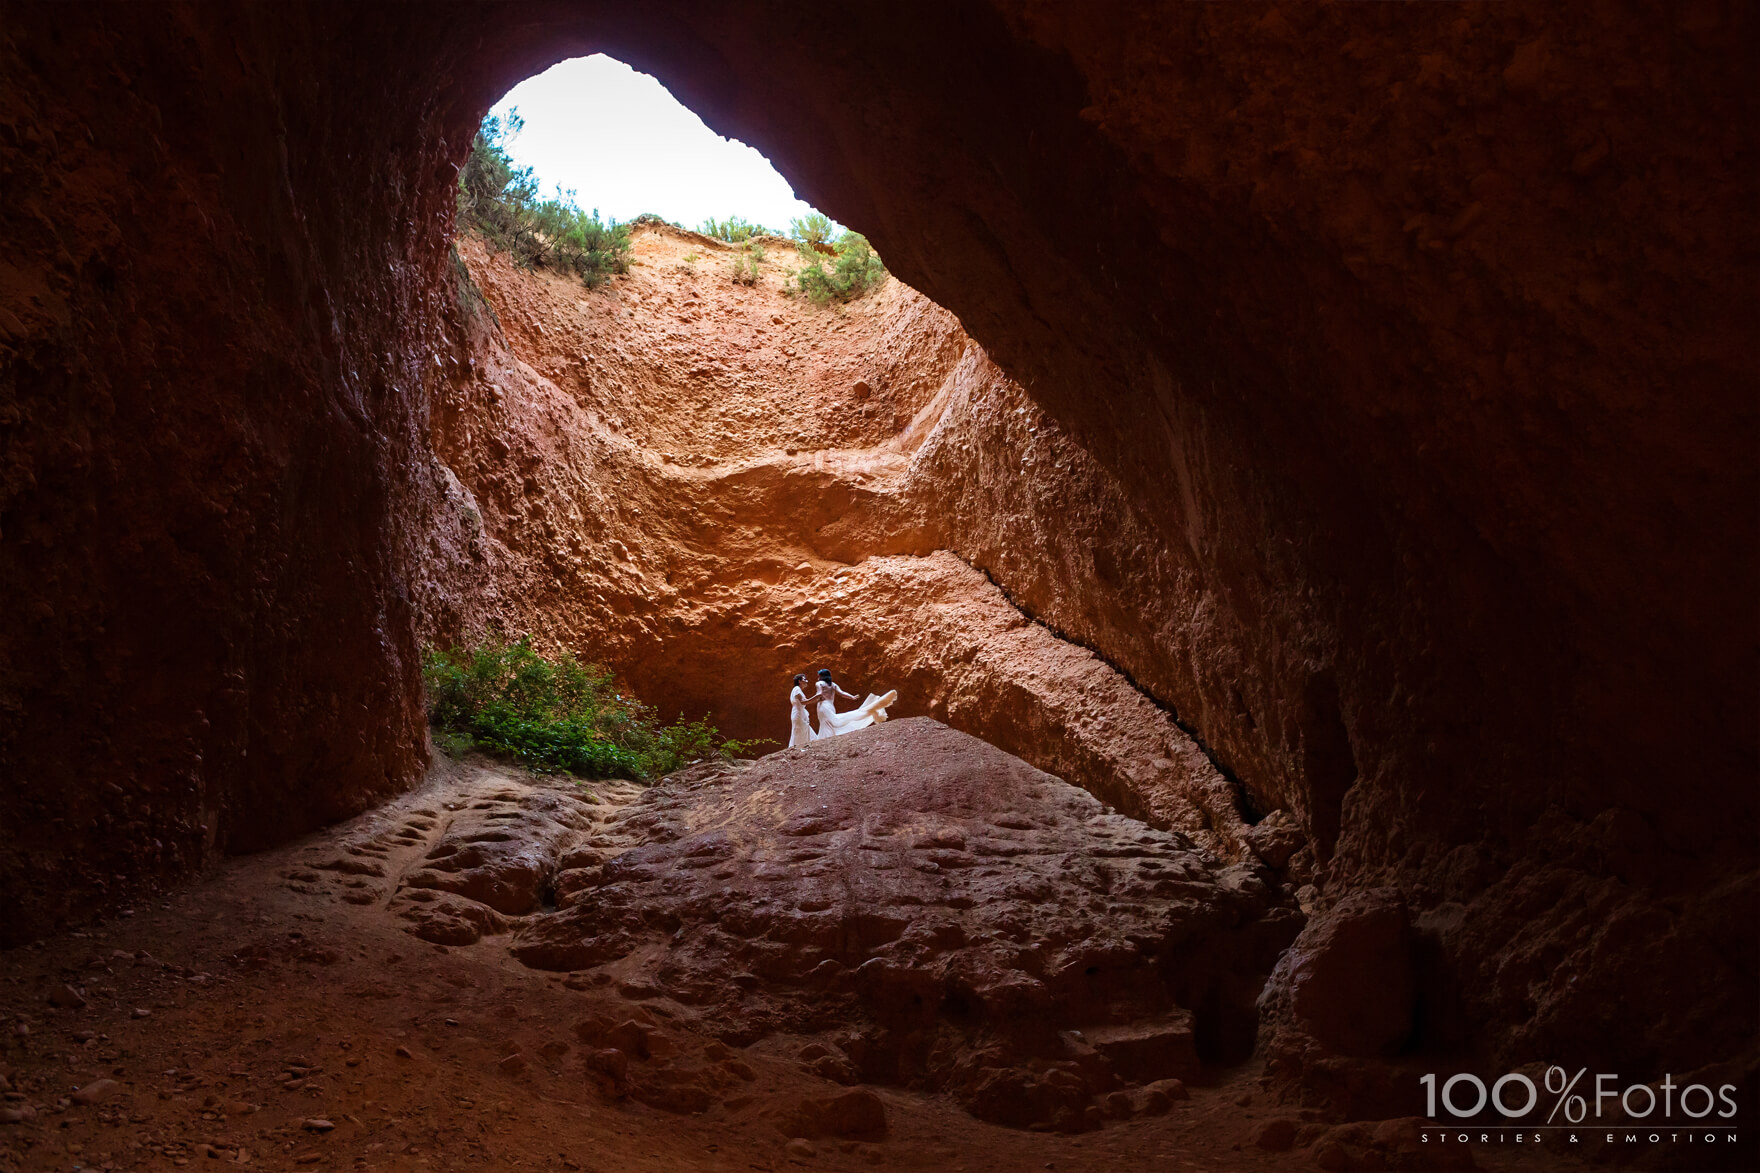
[[700, 215, 779, 243], [788, 230, 887, 305], [731, 242, 766, 286], [455, 110, 630, 287], [422, 635, 762, 781], [528, 192, 631, 288], [457, 111, 538, 251], [789, 212, 835, 249]]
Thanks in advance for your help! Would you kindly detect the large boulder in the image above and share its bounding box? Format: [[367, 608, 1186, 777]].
[[1261, 888, 1416, 1058], [509, 719, 1303, 1129]]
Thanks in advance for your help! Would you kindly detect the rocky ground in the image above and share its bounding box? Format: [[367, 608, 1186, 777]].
[[0, 728, 1535, 1172]]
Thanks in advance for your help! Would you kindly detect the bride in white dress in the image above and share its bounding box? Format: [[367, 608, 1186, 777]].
[[788, 674, 815, 748], [811, 668, 896, 737]]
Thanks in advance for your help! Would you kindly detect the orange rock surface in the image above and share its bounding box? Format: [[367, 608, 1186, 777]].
[[426, 226, 1253, 859]]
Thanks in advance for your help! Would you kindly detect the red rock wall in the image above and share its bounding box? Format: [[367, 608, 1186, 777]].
[[1, 0, 1752, 1090], [0, 3, 456, 939]]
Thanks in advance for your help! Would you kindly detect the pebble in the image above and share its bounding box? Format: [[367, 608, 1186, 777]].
[[785, 1137, 817, 1159], [0, 1106, 37, 1125], [394, 1046, 413, 1059], [71, 1078, 119, 1105], [48, 984, 87, 1009], [132, 1007, 152, 1019], [303, 1117, 335, 1132]]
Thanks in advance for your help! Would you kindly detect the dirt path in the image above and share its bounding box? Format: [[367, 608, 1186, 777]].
[[4, 735, 1591, 1173]]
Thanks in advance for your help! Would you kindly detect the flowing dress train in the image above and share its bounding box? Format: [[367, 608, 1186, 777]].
[[816, 688, 898, 737]]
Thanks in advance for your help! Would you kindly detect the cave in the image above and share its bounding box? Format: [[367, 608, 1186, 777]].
[[1, 3, 1753, 1171]]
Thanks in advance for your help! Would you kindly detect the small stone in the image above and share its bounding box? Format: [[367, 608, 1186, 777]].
[[132, 1007, 152, 1019], [71, 1078, 119, 1105], [1, 1106, 37, 1124], [785, 1137, 817, 1159], [394, 1046, 413, 1059], [48, 984, 87, 1009], [303, 1117, 335, 1132]]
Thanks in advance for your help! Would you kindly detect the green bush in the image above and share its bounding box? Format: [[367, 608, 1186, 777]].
[[456, 110, 631, 288], [422, 635, 761, 781], [789, 213, 834, 249], [457, 111, 538, 249], [700, 215, 779, 243], [528, 192, 631, 288], [788, 230, 887, 305], [730, 241, 766, 286]]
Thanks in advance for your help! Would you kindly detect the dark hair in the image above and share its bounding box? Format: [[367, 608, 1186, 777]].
[[793, 674, 807, 687], [817, 669, 833, 681]]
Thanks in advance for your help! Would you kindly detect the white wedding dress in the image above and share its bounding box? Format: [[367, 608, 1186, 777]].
[[814, 682, 897, 738], [788, 686, 815, 748]]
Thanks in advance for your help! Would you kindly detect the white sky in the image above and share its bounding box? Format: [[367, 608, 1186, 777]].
[[488, 55, 827, 231]]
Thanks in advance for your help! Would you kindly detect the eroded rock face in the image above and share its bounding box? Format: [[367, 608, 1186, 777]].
[[390, 722, 1301, 1130], [429, 230, 1254, 861]]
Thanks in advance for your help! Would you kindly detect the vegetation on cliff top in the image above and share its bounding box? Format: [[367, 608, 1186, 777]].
[[700, 215, 778, 243], [457, 111, 888, 304], [456, 110, 631, 287], [423, 635, 760, 780], [787, 228, 887, 304]]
